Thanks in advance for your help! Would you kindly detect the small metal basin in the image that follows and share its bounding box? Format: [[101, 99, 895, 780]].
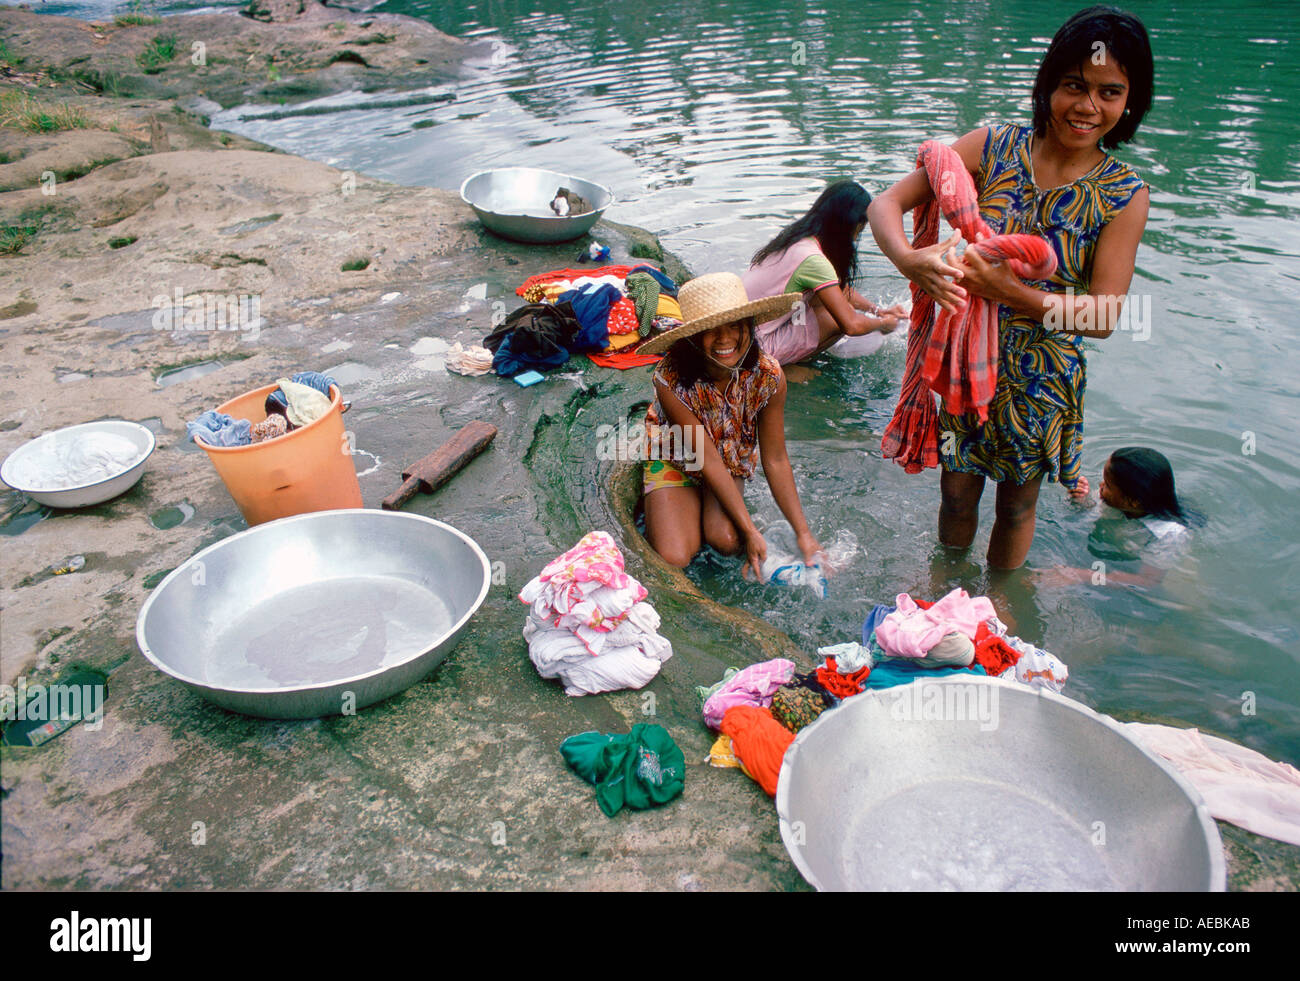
[[460, 166, 613, 243], [1, 420, 155, 508], [776, 676, 1225, 891], [136, 509, 491, 718]]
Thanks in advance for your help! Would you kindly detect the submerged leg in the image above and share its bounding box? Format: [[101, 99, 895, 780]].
[[939, 469, 985, 549], [987, 476, 1043, 570]]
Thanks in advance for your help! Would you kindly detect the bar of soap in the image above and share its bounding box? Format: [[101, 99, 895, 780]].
[[513, 370, 545, 387]]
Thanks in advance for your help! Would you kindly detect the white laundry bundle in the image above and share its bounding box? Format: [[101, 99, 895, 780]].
[[518, 531, 673, 696]]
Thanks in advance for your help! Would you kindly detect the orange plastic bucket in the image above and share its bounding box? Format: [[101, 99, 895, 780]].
[[199, 383, 362, 525]]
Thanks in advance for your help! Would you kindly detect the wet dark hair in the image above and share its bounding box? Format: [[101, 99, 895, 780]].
[[751, 179, 870, 289], [1032, 5, 1154, 149], [666, 319, 762, 387], [1108, 447, 1202, 527]]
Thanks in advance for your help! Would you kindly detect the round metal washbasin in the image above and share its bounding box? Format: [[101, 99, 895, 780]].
[[137, 509, 491, 719], [460, 166, 613, 243], [1, 419, 155, 508], [776, 676, 1225, 891]]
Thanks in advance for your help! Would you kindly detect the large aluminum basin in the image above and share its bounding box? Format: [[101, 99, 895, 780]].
[[776, 676, 1225, 891], [137, 509, 490, 718]]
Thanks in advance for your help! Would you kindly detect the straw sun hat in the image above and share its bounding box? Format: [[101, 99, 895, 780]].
[[639, 272, 800, 356]]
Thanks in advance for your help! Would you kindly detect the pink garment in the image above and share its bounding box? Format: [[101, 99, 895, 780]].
[[518, 531, 649, 652], [874, 588, 997, 659], [702, 658, 796, 730], [743, 238, 837, 364], [1124, 723, 1300, 847]]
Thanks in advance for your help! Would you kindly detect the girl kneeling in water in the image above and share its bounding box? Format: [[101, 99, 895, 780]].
[[640, 273, 821, 575], [744, 179, 906, 365]]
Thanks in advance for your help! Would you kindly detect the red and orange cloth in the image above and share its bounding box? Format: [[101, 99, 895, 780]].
[[815, 657, 871, 699], [720, 705, 795, 797], [881, 140, 1058, 473]]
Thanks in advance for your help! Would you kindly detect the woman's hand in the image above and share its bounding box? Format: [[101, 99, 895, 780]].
[[741, 528, 768, 582], [796, 530, 824, 570], [956, 244, 1022, 305], [898, 230, 968, 314]]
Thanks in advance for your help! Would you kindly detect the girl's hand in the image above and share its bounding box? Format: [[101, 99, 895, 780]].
[[899, 230, 967, 314], [796, 530, 824, 570], [1068, 476, 1091, 501], [866, 312, 903, 335], [740, 528, 768, 582]]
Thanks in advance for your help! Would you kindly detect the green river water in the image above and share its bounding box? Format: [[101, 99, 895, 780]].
[[58, 1, 1300, 764]]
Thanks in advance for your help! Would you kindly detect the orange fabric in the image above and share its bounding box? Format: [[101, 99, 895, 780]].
[[815, 657, 871, 699], [516, 265, 639, 296], [973, 623, 1021, 676], [720, 705, 795, 797], [587, 351, 662, 370]]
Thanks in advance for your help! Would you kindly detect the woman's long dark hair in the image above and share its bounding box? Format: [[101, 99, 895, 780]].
[[1109, 447, 1202, 527], [751, 179, 870, 289]]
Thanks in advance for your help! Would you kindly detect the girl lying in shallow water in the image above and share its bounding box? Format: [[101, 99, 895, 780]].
[[639, 273, 822, 575], [1048, 446, 1200, 587]]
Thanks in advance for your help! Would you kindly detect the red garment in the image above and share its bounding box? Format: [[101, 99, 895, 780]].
[[607, 297, 639, 335], [720, 705, 795, 798], [815, 657, 871, 699], [586, 351, 661, 370], [972, 622, 1022, 676], [881, 141, 1058, 473], [516, 265, 639, 296]]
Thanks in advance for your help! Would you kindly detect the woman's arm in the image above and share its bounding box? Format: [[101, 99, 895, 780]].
[[755, 373, 821, 565], [955, 187, 1151, 338], [816, 284, 901, 336], [867, 127, 990, 313], [653, 378, 757, 540]]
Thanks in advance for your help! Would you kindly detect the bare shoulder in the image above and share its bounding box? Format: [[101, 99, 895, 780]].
[[951, 126, 993, 174]]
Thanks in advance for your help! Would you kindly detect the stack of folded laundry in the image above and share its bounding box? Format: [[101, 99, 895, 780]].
[[519, 531, 673, 696]]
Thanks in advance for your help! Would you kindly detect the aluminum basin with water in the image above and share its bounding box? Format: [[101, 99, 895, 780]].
[[460, 167, 613, 243], [136, 510, 491, 719], [776, 676, 1225, 891]]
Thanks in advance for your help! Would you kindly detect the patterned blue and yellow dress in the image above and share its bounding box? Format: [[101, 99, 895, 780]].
[[938, 122, 1146, 487]]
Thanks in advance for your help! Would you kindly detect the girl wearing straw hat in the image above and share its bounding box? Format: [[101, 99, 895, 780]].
[[639, 272, 822, 575]]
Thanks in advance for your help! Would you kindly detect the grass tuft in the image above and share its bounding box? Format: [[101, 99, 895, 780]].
[[0, 92, 92, 133]]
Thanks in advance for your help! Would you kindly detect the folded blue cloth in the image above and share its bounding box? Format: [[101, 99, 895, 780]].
[[187, 411, 251, 447], [266, 371, 337, 409], [492, 333, 571, 377], [557, 284, 618, 352]]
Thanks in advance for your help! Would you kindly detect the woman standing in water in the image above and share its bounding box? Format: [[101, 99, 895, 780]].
[[868, 5, 1152, 570]]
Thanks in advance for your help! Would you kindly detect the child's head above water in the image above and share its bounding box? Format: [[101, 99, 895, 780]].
[[1100, 446, 1192, 524]]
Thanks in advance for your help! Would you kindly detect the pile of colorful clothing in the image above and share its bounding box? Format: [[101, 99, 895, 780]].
[[186, 371, 339, 447], [519, 531, 673, 696], [494, 263, 682, 374], [697, 588, 1069, 800], [862, 588, 1068, 691]]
